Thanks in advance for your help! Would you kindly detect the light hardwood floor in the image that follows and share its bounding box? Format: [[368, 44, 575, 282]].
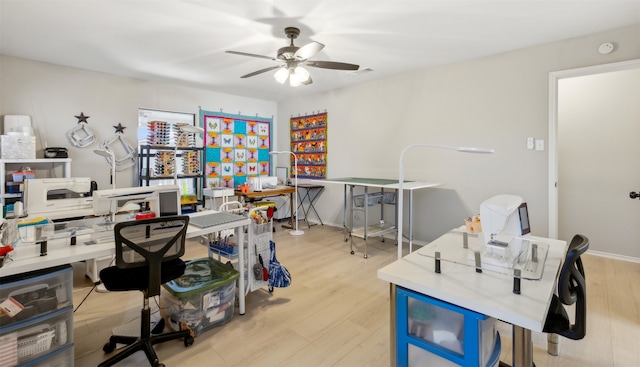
[[72, 224, 640, 366]]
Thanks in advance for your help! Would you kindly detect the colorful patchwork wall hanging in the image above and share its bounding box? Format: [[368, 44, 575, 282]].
[[200, 110, 272, 189], [290, 112, 328, 179]]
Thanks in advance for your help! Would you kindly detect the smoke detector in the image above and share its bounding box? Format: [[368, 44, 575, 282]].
[[598, 42, 615, 55]]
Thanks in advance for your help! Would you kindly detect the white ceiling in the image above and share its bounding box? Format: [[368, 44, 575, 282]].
[[1, 0, 639, 102]]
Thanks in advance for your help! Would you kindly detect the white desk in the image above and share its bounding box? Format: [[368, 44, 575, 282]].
[[0, 211, 251, 314], [321, 177, 440, 257], [377, 230, 567, 367]]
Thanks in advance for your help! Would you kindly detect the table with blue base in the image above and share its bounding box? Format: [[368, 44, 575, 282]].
[[378, 228, 567, 367]]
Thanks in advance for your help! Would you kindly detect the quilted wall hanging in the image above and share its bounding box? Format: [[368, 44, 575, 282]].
[[200, 110, 272, 189], [290, 112, 327, 179]]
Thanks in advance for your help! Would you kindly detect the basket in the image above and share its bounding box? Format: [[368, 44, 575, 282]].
[[353, 194, 382, 207], [18, 329, 55, 359], [253, 222, 271, 235], [381, 192, 396, 204]]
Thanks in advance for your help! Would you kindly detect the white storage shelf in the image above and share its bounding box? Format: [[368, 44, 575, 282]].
[[0, 158, 72, 208]]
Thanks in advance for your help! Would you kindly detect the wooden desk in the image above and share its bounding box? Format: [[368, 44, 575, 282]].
[[378, 229, 568, 367], [235, 185, 296, 230]]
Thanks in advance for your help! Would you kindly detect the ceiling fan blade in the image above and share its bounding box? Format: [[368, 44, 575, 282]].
[[305, 60, 359, 71], [241, 65, 283, 79], [294, 41, 324, 60], [226, 50, 278, 61]]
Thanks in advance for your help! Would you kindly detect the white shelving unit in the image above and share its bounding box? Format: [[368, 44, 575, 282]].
[[0, 158, 72, 208]]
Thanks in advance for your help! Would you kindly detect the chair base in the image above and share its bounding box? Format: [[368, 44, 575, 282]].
[[99, 329, 193, 367]]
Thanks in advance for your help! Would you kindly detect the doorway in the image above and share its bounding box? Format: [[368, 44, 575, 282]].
[[548, 59, 640, 260]]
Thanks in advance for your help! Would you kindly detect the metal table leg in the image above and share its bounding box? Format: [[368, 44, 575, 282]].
[[512, 325, 534, 367], [297, 185, 324, 228]]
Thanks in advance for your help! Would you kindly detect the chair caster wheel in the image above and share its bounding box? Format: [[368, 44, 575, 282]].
[[350, 250, 355, 255], [268, 286, 274, 292], [103, 342, 115, 354], [184, 336, 194, 347]]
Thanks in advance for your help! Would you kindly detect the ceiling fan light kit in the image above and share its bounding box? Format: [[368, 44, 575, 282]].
[[227, 27, 359, 87]]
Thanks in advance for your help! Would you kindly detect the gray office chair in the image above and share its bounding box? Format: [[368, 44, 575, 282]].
[[98, 216, 194, 367], [543, 234, 589, 355]]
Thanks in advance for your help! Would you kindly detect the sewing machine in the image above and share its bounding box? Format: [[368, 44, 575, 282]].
[[88, 184, 182, 283], [247, 176, 278, 192], [23, 177, 95, 220], [91, 184, 181, 219]]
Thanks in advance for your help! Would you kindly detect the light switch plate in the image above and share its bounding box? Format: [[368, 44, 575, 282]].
[[535, 139, 545, 151], [527, 137, 535, 150]]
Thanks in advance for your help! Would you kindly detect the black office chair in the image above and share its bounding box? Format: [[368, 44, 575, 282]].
[[543, 234, 589, 355], [98, 216, 194, 367]]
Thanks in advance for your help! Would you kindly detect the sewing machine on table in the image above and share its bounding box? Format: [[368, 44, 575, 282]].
[[21, 182, 182, 283], [23, 177, 95, 220]]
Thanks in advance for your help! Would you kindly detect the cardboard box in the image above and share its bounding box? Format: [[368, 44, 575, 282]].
[[0, 135, 36, 159]]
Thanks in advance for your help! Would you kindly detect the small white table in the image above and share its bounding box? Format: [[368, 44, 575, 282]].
[[321, 177, 441, 257], [378, 229, 567, 367]]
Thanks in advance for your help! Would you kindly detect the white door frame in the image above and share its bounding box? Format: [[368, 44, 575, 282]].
[[548, 59, 640, 238]]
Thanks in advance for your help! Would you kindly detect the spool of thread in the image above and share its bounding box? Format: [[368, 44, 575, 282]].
[[13, 201, 23, 217]]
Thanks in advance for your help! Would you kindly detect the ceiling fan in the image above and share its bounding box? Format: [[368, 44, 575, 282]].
[[226, 27, 359, 87]]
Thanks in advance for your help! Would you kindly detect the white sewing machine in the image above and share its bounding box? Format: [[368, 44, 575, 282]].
[[24, 177, 95, 220], [91, 184, 181, 219], [88, 184, 181, 284], [247, 176, 278, 192]]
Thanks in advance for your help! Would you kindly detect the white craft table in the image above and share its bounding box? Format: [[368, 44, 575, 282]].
[[321, 177, 440, 257], [378, 229, 567, 367], [0, 211, 251, 314]]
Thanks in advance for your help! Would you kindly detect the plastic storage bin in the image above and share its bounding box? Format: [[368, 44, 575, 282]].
[[0, 306, 73, 365], [20, 344, 73, 367], [160, 257, 239, 336], [6, 182, 23, 194], [0, 265, 72, 327], [11, 170, 36, 183], [396, 287, 501, 367]]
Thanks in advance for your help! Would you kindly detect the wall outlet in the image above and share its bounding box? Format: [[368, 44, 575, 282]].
[[535, 139, 545, 151], [527, 137, 535, 150]]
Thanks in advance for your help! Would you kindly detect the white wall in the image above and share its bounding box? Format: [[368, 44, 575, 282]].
[[275, 24, 640, 243], [2, 24, 639, 249], [0, 57, 277, 190]]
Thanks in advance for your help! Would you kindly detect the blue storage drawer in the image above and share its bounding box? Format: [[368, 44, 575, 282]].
[[396, 286, 501, 367]]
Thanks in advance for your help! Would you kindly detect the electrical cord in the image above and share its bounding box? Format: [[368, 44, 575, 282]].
[[73, 283, 97, 313]]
